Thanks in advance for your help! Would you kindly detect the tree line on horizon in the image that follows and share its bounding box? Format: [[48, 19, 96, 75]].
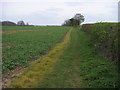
[[0, 20, 33, 26], [0, 13, 85, 26]]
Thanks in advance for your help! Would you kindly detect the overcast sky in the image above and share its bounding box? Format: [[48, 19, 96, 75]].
[[0, 0, 119, 25]]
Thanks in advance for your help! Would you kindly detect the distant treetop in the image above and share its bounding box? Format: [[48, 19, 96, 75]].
[[1, 20, 33, 26], [62, 13, 85, 26], [1, 21, 17, 26], [17, 21, 25, 26]]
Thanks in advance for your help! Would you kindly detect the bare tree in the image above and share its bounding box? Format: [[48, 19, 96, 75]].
[[17, 21, 25, 26], [26, 22, 29, 26]]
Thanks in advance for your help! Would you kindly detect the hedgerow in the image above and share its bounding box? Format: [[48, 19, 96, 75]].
[[81, 23, 118, 62]]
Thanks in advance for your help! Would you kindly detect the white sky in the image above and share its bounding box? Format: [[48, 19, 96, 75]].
[[0, 0, 119, 25]]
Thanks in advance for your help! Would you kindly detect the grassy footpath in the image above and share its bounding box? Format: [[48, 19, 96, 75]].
[[37, 28, 119, 88]]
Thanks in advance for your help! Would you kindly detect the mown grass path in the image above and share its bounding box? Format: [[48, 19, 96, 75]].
[[10, 28, 119, 88], [37, 28, 83, 88]]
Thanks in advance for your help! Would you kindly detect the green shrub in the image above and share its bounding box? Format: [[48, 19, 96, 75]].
[[81, 23, 118, 62], [81, 24, 94, 34]]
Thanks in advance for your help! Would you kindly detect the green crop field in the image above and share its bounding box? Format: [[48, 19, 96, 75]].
[[2, 26, 70, 71], [2, 24, 119, 88], [1, 1, 119, 88]]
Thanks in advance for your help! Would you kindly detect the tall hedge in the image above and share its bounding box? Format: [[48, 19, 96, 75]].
[[81, 23, 118, 62], [81, 24, 94, 34]]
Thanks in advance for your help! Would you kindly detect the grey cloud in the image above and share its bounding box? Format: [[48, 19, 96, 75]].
[[46, 7, 63, 12], [23, 11, 61, 25], [1, 1, 118, 25], [65, 2, 83, 6]]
